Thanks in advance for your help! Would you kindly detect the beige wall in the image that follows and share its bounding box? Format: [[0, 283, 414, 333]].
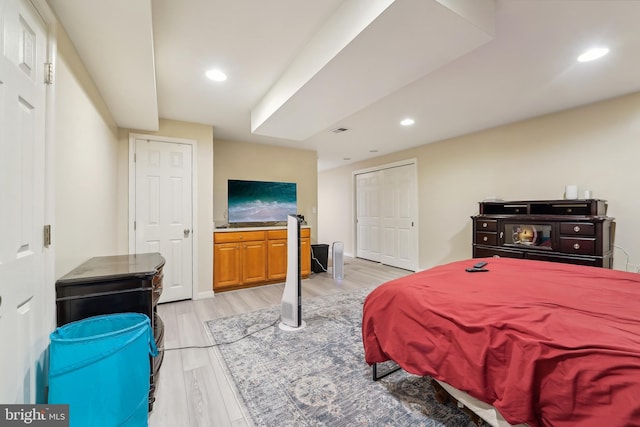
[[213, 139, 319, 243], [118, 120, 215, 297], [53, 22, 313, 296], [54, 26, 216, 294], [319, 92, 640, 272], [54, 26, 120, 278]]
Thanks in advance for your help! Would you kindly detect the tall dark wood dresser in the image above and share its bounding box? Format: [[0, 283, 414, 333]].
[[55, 253, 165, 410]]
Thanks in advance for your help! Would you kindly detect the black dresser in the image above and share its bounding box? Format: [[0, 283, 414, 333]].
[[472, 199, 614, 268], [55, 253, 165, 410]]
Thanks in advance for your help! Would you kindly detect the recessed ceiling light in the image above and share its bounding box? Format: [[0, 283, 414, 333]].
[[206, 69, 227, 82], [400, 118, 415, 126], [577, 47, 609, 63]]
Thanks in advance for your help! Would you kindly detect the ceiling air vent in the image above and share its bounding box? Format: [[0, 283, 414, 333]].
[[330, 127, 349, 134]]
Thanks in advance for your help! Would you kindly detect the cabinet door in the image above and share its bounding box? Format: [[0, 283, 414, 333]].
[[267, 239, 287, 281], [301, 237, 311, 278], [214, 243, 242, 290], [242, 240, 267, 284]]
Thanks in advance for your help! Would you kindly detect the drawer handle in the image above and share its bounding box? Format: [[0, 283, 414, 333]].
[[567, 208, 573, 213], [573, 243, 580, 250], [483, 236, 488, 242], [482, 222, 488, 228], [573, 226, 581, 233]]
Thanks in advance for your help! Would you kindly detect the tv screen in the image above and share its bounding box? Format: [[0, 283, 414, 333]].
[[228, 179, 297, 224]]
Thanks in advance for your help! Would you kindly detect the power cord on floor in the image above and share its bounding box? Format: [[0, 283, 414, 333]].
[[158, 313, 342, 352], [159, 318, 280, 351]]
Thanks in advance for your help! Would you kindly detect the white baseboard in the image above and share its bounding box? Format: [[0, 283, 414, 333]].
[[195, 290, 215, 300]]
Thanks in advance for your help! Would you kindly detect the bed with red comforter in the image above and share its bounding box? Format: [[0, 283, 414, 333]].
[[362, 257, 640, 427]]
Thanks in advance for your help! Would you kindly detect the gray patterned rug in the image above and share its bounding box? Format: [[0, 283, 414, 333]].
[[206, 287, 476, 427]]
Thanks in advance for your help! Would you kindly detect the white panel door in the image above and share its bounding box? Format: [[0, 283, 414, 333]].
[[380, 165, 416, 270], [0, 0, 48, 403], [355, 163, 417, 270], [356, 171, 381, 262], [134, 138, 193, 302]]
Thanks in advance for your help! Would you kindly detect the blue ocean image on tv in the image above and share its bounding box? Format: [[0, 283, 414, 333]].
[[228, 180, 297, 223]]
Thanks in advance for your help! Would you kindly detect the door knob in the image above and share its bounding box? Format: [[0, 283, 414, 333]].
[[184, 228, 191, 238]]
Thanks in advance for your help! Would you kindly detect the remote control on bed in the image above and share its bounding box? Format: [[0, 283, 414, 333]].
[[465, 261, 489, 272]]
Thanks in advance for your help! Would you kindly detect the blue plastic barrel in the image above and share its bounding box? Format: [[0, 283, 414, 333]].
[[48, 313, 158, 427]]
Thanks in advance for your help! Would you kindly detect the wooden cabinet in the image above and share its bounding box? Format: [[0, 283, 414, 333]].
[[242, 239, 267, 284], [301, 236, 311, 277], [214, 227, 310, 292], [472, 199, 614, 268], [267, 230, 288, 281], [213, 242, 242, 288]]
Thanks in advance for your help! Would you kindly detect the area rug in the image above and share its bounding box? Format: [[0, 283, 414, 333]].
[[206, 287, 477, 427]]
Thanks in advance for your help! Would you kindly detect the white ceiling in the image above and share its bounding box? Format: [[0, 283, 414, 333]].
[[48, 0, 640, 171]]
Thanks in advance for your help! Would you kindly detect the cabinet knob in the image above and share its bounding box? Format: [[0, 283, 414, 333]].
[[567, 208, 573, 213], [483, 236, 488, 242], [482, 222, 488, 228], [573, 226, 580, 233], [573, 243, 580, 250]]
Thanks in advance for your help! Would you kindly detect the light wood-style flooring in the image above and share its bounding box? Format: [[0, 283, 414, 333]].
[[148, 257, 409, 427]]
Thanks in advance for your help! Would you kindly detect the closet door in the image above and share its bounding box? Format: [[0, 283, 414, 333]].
[[356, 162, 417, 271], [356, 171, 382, 262]]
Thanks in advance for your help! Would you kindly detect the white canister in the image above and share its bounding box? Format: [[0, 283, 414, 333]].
[[584, 190, 592, 199], [565, 185, 578, 199]]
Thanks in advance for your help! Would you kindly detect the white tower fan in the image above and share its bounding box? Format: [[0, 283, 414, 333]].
[[279, 214, 305, 331], [332, 241, 344, 280]]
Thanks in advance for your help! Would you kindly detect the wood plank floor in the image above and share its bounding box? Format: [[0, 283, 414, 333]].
[[148, 257, 410, 427]]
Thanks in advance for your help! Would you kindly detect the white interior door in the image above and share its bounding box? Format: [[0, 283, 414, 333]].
[[356, 171, 381, 262], [133, 137, 194, 302], [356, 162, 417, 271], [0, 0, 49, 403], [380, 165, 416, 270]]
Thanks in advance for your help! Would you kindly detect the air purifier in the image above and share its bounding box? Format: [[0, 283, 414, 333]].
[[332, 241, 344, 280], [279, 214, 305, 331]]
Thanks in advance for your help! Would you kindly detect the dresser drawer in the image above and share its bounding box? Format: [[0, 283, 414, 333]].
[[560, 237, 596, 255], [267, 230, 287, 239], [475, 232, 497, 246], [214, 231, 266, 243], [476, 219, 497, 232], [474, 246, 523, 259], [560, 222, 595, 236]]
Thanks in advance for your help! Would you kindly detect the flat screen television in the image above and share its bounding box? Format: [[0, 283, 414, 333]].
[[227, 179, 297, 226]]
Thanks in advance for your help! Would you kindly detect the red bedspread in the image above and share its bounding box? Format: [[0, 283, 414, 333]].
[[362, 258, 640, 427]]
